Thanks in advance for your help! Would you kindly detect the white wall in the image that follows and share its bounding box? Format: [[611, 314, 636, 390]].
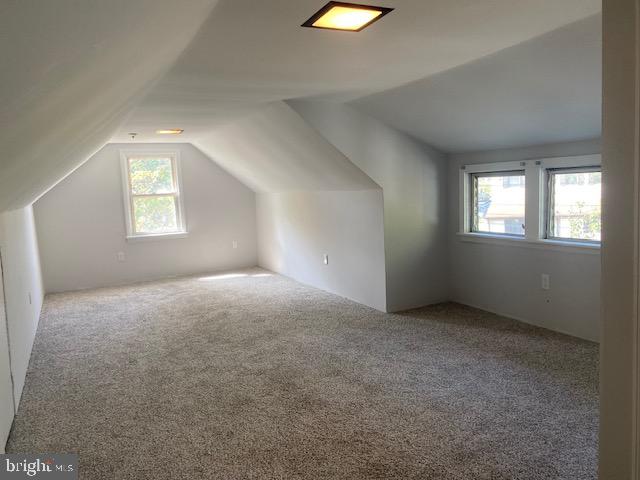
[[257, 190, 386, 311], [600, 0, 637, 475], [34, 143, 258, 293], [197, 102, 387, 310], [0, 259, 12, 452], [448, 139, 601, 341], [289, 101, 449, 311], [0, 206, 44, 409]]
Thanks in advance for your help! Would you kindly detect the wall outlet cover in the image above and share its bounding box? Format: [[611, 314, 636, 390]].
[[541, 274, 550, 290]]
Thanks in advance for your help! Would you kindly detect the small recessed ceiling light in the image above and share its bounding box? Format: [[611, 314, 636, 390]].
[[156, 129, 184, 135], [302, 1, 393, 32]]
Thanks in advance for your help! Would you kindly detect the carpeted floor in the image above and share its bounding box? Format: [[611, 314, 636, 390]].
[[7, 268, 598, 479]]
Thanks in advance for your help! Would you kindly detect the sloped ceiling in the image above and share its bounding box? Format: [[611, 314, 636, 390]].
[[112, 0, 600, 143], [0, 0, 218, 212], [2, 0, 602, 209], [353, 14, 602, 153], [194, 102, 379, 192]]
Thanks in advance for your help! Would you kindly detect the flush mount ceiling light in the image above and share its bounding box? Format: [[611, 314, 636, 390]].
[[156, 129, 184, 135], [302, 1, 394, 32]]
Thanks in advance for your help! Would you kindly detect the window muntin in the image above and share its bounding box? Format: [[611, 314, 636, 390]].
[[546, 167, 601, 242], [122, 152, 186, 237], [471, 171, 526, 236]]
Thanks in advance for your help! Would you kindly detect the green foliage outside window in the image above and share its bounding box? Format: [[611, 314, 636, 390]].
[[129, 157, 174, 194], [568, 201, 601, 241], [128, 156, 181, 234], [133, 196, 178, 233]]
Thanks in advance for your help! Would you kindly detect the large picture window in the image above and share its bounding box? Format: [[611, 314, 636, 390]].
[[121, 151, 186, 239]]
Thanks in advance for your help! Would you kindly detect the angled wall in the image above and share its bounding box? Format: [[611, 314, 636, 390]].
[[196, 102, 388, 311], [289, 101, 449, 312]]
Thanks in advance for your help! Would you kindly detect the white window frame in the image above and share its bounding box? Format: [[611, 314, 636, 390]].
[[458, 154, 601, 254], [120, 150, 187, 241], [469, 169, 526, 237], [544, 165, 602, 244]]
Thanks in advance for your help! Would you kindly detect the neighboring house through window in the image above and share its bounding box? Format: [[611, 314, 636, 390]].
[[471, 171, 526, 237], [546, 167, 601, 242], [459, 154, 601, 248]]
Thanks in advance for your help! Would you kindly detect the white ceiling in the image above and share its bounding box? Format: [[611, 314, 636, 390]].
[[0, 0, 218, 211], [194, 102, 379, 192], [353, 14, 602, 153], [1, 0, 603, 211], [113, 0, 601, 143]]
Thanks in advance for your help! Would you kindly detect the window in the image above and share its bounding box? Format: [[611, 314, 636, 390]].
[[459, 154, 601, 249], [546, 167, 601, 242], [121, 151, 186, 239], [471, 171, 525, 236]]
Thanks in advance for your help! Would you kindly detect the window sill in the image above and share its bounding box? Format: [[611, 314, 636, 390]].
[[456, 232, 600, 254], [126, 232, 188, 243]]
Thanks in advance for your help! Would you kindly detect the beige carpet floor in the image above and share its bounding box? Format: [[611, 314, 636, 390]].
[[7, 268, 598, 479]]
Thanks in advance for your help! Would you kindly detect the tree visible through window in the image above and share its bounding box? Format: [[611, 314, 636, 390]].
[[122, 152, 186, 237], [547, 168, 601, 242], [461, 155, 601, 246]]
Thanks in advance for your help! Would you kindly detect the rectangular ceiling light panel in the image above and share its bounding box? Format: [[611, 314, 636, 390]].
[[302, 1, 394, 32], [156, 129, 184, 135]]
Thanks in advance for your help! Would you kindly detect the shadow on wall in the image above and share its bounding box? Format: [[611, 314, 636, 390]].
[[256, 190, 387, 312], [287, 100, 450, 311]]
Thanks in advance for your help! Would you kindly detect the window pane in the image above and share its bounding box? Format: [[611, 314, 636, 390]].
[[132, 195, 178, 234], [473, 173, 525, 236], [129, 157, 175, 194], [549, 170, 601, 241]]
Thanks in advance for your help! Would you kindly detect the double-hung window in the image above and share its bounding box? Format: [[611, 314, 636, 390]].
[[121, 151, 187, 240], [460, 154, 601, 248]]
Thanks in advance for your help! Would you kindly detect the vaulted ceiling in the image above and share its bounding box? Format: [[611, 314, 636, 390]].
[[353, 14, 602, 152], [0, 0, 602, 211], [194, 102, 379, 193], [0, 0, 218, 211], [113, 0, 600, 143]]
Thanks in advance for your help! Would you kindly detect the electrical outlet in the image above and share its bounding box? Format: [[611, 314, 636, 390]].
[[116, 251, 126, 262], [541, 274, 550, 290], [323, 254, 329, 265], [232, 241, 238, 249]]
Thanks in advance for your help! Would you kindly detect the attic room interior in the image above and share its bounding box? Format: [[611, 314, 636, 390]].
[[0, 0, 638, 478]]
